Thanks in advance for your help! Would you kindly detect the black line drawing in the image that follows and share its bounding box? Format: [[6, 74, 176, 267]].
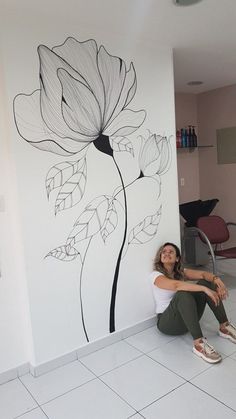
[[13, 37, 172, 341]]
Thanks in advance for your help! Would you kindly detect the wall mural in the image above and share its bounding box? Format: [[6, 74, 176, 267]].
[[13, 37, 171, 342]]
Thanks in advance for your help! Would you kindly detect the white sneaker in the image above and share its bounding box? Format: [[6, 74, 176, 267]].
[[219, 322, 236, 343], [193, 338, 222, 364]]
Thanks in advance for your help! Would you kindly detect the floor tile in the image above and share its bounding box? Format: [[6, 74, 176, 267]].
[[101, 355, 184, 411], [223, 298, 236, 312], [229, 351, 236, 360], [18, 407, 48, 418], [124, 326, 176, 353], [227, 288, 236, 301], [228, 308, 236, 322], [191, 357, 236, 411], [80, 340, 142, 376], [0, 379, 37, 419], [20, 360, 95, 404], [42, 378, 135, 419], [140, 382, 236, 419], [148, 337, 211, 380]]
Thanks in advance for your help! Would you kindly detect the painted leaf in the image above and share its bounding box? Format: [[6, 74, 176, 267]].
[[46, 245, 79, 261], [110, 136, 134, 156], [100, 198, 118, 242], [128, 207, 162, 245], [46, 158, 86, 197], [55, 158, 87, 213], [66, 195, 109, 247]]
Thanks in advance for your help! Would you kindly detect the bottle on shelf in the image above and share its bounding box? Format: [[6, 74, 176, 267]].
[[188, 125, 193, 147], [184, 127, 189, 147], [176, 130, 181, 148], [180, 128, 185, 147], [192, 126, 198, 147]]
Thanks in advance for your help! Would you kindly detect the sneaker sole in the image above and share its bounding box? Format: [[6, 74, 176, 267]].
[[219, 330, 236, 343], [192, 346, 222, 364]]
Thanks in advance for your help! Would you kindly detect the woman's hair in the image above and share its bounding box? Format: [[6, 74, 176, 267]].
[[153, 242, 184, 280]]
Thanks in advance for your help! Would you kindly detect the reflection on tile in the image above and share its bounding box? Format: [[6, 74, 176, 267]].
[[80, 340, 142, 376], [20, 360, 95, 404], [141, 382, 236, 419], [42, 378, 134, 419], [148, 338, 211, 380], [0, 379, 37, 419], [191, 357, 236, 411], [125, 326, 176, 353], [101, 355, 184, 411]]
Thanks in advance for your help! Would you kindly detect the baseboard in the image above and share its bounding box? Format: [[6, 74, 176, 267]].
[[0, 363, 30, 386], [0, 315, 156, 383]]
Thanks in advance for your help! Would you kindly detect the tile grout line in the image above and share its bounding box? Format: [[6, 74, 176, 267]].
[[138, 382, 187, 415], [39, 376, 97, 407], [81, 353, 144, 378], [188, 381, 236, 414], [16, 377, 50, 419]]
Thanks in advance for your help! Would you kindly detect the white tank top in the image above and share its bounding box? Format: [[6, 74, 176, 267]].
[[150, 270, 176, 314]]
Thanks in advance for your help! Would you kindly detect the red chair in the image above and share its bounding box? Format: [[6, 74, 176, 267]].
[[195, 215, 236, 274]]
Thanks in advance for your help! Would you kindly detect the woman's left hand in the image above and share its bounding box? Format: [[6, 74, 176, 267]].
[[214, 276, 228, 300]]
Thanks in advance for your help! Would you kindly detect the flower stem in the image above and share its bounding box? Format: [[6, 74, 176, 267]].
[[79, 237, 92, 342], [109, 157, 128, 333]]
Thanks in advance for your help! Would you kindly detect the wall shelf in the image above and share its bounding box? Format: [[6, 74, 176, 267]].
[[177, 145, 213, 152]]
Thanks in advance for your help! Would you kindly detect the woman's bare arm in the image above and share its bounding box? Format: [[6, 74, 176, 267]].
[[154, 275, 220, 306], [184, 269, 228, 300]]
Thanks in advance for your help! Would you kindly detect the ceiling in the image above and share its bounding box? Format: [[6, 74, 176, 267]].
[[1, 0, 236, 93]]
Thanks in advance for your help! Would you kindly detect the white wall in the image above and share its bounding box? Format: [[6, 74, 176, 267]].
[[175, 93, 200, 204], [0, 64, 34, 372], [0, 2, 180, 372]]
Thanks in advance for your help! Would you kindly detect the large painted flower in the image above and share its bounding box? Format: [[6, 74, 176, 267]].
[[139, 133, 171, 177], [13, 37, 146, 156]]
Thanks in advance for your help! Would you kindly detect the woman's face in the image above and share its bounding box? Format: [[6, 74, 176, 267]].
[[160, 245, 178, 265]]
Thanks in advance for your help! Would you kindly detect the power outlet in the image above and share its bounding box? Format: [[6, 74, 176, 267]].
[[180, 178, 185, 186]]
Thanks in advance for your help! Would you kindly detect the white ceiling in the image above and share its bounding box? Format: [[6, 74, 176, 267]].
[[1, 0, 236, 93]]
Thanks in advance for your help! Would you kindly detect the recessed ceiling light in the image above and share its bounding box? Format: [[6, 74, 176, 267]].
[[173, 0, 203, 6], [187, 81, 203, 86]]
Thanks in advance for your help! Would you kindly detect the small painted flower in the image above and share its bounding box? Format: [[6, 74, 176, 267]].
[[139, 133, 171, 177]]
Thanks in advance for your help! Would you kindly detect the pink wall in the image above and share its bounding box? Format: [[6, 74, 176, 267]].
[[175, 93, 200, 204], [197, 84, 236, 245]]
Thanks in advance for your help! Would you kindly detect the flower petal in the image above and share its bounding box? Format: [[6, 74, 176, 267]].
[[103, 62, 138, 130], [58, 69, 101, 137], [156, 136, 172, 174], [13, 90, 89, 156], [104, 108, 146, 137], [123, 63, 137, 107], [39, 45, 89, 140], [52, 37, 105, 114], [140, 134, 161, 176], [97, 46, 126, 126]]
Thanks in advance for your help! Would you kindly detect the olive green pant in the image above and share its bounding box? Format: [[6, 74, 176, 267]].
[[157, 279, 228, 340]]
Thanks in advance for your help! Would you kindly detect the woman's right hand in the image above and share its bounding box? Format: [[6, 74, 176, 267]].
[[203, 287, 220, 306]]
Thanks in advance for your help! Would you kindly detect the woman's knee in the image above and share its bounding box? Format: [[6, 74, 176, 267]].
[[175, 290, 194, 301], [174, 291, 196, 308]]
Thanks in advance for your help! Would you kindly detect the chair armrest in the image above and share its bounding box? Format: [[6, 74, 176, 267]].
[[187, 227, 217, 274]]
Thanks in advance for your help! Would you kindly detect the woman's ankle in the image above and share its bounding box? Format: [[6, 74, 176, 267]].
[[194, 337, 203, 346], [220, 321, 229, 330]]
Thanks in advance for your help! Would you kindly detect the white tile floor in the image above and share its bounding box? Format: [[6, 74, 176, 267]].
[[1, 277, 236, 418]]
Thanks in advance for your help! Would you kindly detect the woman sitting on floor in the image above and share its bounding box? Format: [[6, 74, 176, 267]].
[[151, 242, 236, 364]]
